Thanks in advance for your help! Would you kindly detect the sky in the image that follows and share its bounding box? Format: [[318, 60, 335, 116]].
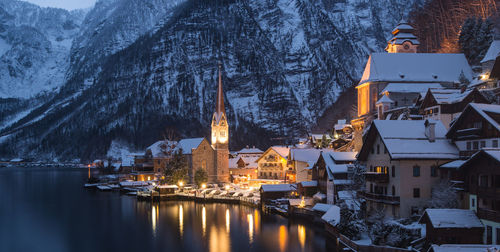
[[24, 0, 97, 10]]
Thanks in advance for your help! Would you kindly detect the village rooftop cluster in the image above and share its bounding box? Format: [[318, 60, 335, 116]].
[[76, 21, 500, 251]]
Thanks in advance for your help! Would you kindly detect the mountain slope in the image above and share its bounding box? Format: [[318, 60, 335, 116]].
[[0, 0, 417, 160]]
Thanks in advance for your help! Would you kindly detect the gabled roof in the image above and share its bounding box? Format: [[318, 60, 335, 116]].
[[459, 149, 500, 170], [481, 40, 500, 63], [256, 146, 290, 163], [177, 138, 206, 154], [330, 152, 357, 162], [146, 140, 177, 158], [358, 120, 459, 160], [426, 89, 474, 105], [376, 94, 394, 104], [419, 209, 483, 229], [358, 53, 472, 86], [447, 103, 500, 138], [238, 147, 264, 154]]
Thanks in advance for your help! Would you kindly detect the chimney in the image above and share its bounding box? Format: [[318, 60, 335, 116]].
[[425, 120, 436, 142]]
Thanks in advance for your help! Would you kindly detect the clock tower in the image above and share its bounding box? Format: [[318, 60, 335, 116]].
[[211, 64, 229, 183]]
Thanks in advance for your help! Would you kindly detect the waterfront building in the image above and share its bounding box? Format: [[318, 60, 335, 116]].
[[256, 146, 290, 181], [357, 120, 459, 218], [288, 148, 331, 183], [145, 140, 177, 174]]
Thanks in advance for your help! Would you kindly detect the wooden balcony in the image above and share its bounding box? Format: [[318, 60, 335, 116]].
[[358, 191, 400, 205], [365, 172, 389, 183], [477, 208, 500, 223]]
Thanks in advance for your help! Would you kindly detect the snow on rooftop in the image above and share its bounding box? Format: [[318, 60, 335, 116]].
[[270, 146, 290, 158], [484, 149, 500, 163], [321, 205, 340, 225], [177, 138, 205, 154], [238, 147, 264, 154], [290, 148, 332, 163], [468, 103, 500, 132], [376, 94, 394, 104], [146, 140, 177, 158], [260, 184, 296, 192], [430, 89, 472, 104], [312, 203, 333, 213], [421, 209, 483, 229], [440, 160, 466, 169], [431, 244, 500, 252], [338, 190, 356, 200], [481, 40, 500, 63], [373, 120, 459, 159], [330, 152, 357, 162], [380, 83, 443, 95], [300, 181, 318, 187], [359, 53, 472, 86]]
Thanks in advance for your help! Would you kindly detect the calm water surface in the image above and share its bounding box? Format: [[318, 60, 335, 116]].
[[0, 167, 335, 252]]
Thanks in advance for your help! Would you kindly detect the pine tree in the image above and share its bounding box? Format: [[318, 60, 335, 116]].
[[194, 168, 208, 187], [164, 148, 188, 184]]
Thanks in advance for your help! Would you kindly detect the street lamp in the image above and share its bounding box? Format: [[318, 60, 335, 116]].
[[201, 183, 207, 189], [178, 181, 184, 187]]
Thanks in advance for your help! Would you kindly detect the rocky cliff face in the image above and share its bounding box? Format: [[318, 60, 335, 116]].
[[0, 0, 417, 160]]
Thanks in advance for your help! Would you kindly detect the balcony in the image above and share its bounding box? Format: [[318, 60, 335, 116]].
[[359, 191, 400, 205], [365, 172, 389, 183], [477, 208, 500, 223], [459, 150, 479, 158]]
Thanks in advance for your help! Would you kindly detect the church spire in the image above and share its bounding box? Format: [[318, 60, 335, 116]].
[[215, 63, 225, 117]]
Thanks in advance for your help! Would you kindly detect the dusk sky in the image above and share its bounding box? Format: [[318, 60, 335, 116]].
[[24, 0, 97, 10]]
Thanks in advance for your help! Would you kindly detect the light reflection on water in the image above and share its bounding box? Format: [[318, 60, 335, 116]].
[[0, 167, 333, 252]]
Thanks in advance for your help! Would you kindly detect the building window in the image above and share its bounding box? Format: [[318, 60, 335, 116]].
[[480, 175, 489, 187], [413, 188, 420, 198], [431, 166, 438, 177], [384, 145, 387, 154], [487, 226, 492, 244], [473, 141, 479, 150], [371, 147, 374, 154], [467, 141, 472, 150], [370, 184, 373, 193], [472, 198, 476, 208], [474, 121, 483, 129], [495, 175, 500, 188], [392, 205, 396, 217], [392, 186, 395, 196], [370, 165, 373, 172], [377, 144, 380, 154], [481, 141, 486, 148], [496, 228, 500, 244], [493, 140, 499, 148], [413, 165, 420, 177], [384, 187, 387, 195], [220, 130, 226, 137], [392, 166, 395, 177]]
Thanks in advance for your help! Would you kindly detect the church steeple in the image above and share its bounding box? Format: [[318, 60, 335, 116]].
[[211, 63, 228, 147], [385, 19, 419, 53], [215, 63, 226, 118]]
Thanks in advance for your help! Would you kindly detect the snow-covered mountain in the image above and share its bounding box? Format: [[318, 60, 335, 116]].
[[0, 0, 417, 160]]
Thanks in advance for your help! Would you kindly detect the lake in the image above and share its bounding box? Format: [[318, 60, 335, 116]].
[[0, 166, 336, 252]]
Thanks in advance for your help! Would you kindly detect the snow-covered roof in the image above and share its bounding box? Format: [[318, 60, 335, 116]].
[[241, 156, 259, 168], [468, 103, 500, 132], [440, 160, 466, 169], [380, 83, 443, 96], [146, 140, 177, 158], [333, 179, 352, 185], [313, 192, 326, 201], [371, 120, 459, 159], [311, 134, 332, 141], [484, 149, 500, 163], [338, 190, 356, 200], [429, 89, 473, 105], [177, 138, 205, 154], [270, 146, 290, 158], [158, 185, 178, 189], [376, 94, 394, 104], [481, 40, 500, 63], [312, 203, 333, 213], [290, 148, 332, 163], [10, 158, 23, 162], [238, 147, 264, 154], [431, 244, 500, 252], [420, 209, 483, 228], [260, 184, 296, 192], [300, 181, 318, 187], [359, 53, 472, 86], [321, 205, 341, 225], [228, 157, 239, 169], [330, 152, 357, 162]]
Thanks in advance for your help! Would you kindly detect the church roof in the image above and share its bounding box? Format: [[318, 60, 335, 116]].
[[177, 138, 206, 154], [358, 53, 473, 86], [380, 83, 443, 96]]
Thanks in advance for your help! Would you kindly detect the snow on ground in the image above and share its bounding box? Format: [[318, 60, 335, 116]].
[[106, 140, 141, 163]]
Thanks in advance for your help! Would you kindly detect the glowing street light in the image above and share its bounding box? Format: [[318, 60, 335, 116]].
[[178, 181, 184, 187], [201, 183, 207, 189], [224, 185, 230, 190]]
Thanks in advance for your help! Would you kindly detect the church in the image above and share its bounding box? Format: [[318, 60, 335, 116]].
[[175, 64, 230, 184]]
